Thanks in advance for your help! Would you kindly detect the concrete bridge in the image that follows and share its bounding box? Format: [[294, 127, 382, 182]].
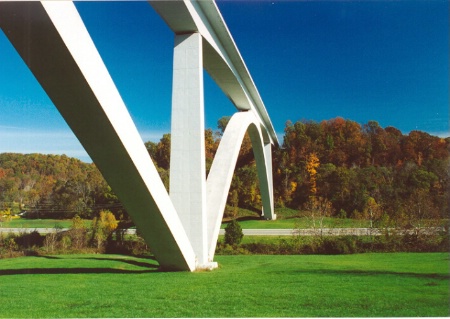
[[0, 1, 278, 271]]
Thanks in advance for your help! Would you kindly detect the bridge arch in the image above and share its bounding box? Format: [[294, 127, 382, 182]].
[[206, 111, 276, 259]]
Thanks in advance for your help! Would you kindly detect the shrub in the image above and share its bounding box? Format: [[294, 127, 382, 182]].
[[321, 237, 356, 254], [5, 236, 18, 257], [105, 234, 151, 256], [299, 237, 323, 254], [224, 220, 243, 245], [60, 235, 72, 251], [125, 235, 150, 256], [14, 231, 44, 248], [278, 238, 297, 254], [91, 210, 118, 250], [337, 209, 347, 219], [0, 232, 43, 258], [242, 242, 275, 254], [215, 242, 249, 255], [43, 232, 58, 253], [70, 215, 88, 250]]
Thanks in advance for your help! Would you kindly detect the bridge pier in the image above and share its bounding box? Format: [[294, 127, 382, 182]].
[[262, 142, 276, 220], [170, 33, 214, 269]]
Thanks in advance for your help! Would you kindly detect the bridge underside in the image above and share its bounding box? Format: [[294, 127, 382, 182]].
[[0, 1, 277, 271]]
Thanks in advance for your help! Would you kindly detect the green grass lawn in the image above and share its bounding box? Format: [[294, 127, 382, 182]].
[[0, 253, 448, 317], [0, 218, 88, 229]]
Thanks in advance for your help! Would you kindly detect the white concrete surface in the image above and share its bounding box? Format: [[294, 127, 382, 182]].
[[206, 111, 276, 259], [248, 126, 276, 221], [170, 33, 212, 269]]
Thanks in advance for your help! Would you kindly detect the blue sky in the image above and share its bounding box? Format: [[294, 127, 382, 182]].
[[0, 0, 448, 162]]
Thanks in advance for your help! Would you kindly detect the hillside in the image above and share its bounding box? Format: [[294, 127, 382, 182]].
[[1, 117, 448, 227]]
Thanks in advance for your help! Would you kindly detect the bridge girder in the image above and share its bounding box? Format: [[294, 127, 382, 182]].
[[150, 0, 278, 146]]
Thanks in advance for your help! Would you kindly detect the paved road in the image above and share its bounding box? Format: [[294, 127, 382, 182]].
[[0, 227, 62, 234], [1, 227, 445, 236], [223, 227, 446, 236]]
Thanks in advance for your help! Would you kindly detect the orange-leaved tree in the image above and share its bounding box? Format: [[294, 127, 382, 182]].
[[305, 152, 332, 235]]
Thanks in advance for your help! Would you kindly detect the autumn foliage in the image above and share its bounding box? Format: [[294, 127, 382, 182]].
[[0, 153, 124, 219], [274, 118, 449, 223]]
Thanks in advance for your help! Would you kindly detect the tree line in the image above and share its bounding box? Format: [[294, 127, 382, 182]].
[[275, 118, 449, 225], [0, 153, 123, 219], [0, 117, 448, 226]]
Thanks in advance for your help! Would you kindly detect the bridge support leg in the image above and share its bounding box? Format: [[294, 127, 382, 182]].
[[248, 128, 276, 221], [0, 1, 197, 271], [170, 33, 214, 269], [262, 142, 276, 220]]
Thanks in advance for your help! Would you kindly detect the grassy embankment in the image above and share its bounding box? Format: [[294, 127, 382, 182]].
[[0, 252, 448, 318]]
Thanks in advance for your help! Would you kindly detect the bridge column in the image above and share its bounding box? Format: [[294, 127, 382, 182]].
[[248, 127, 276, 221], [263, 142, 276, 220], [170, 33, 213, 269]]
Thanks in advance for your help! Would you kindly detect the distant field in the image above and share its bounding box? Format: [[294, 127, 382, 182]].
[[0, 218, 87, 229], [0, 253, 448, 318], [3, 216, 368, 230], [222, 216, 370, 229], [2, 214, 447, 231]]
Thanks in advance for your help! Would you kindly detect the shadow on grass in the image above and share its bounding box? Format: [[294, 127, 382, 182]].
[[0, 267, 157, 276], [85, 256, 158, 269], [0, 255, 160, 276], [33, 255, 59, 259], [288, 268, 450, 281]]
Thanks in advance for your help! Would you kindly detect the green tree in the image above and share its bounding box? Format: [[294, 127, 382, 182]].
[[154, 134, 171, 170], [363, 120, 387, 165], [227, 189, 239, 219], [224, 219, 243, 245], [217, 116, 231, 135], [145, 141, 158, 160]]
